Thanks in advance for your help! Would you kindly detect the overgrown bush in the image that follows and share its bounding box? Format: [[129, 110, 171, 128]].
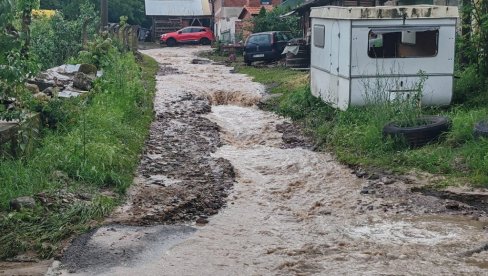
[[0, 47, 158, 259], [74, 35, 115, 68], [30, 2, 98, 70], [248, 6, 301, 37], [0, 0, 40, 112], [455, 1, 488, 105], [453, 65, 486, 105]]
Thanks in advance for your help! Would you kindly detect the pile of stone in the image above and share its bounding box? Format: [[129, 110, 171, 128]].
[[26, 63, 102, 100]]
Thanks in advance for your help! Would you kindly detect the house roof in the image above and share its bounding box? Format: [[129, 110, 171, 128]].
[[145, 0, 211, 17], [238, 5, 274, 19]]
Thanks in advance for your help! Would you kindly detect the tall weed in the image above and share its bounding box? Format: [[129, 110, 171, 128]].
[[0, 51, 157, 258]]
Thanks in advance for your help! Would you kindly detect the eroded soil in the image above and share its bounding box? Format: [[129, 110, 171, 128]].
[[45, 46, 488, 276]]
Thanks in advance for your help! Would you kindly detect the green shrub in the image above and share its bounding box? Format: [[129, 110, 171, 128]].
[[453, 65, 488, 106], [248, 6, 302, 38], [30, 3, 98, 70], [0, 50, 157, 259]]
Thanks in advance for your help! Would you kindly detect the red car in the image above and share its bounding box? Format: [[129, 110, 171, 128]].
[[160, 27, 214, 47]]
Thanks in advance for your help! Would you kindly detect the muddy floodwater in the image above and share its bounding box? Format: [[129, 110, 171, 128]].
[[47, 46, 488, 275]]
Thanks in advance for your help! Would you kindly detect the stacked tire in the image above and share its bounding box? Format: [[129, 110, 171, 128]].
[[474, 120, 488, 138], [286, 40, 310, 69]]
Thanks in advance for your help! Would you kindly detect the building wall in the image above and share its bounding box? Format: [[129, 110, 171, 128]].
[[214, 0, 282, 43], [215, 7, 244, 42]]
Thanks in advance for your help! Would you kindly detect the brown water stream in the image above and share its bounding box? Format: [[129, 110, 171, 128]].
[[47, 46, 488, 276]]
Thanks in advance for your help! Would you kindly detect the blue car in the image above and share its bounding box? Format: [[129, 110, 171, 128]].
[[243, 31, 292, 66]]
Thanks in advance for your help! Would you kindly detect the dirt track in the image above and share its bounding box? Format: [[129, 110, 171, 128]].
[[44, 46, 488, 275]]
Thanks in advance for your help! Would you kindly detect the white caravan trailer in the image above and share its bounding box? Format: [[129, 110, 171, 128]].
[[310, 5, 458, 110]]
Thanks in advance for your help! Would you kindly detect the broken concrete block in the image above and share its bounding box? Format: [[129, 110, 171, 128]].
[[25, 83, 40, 94], [78, 64, 98, 76], [33, 92, 50, 101], [9, 196, 36, 211], [73, 72, 93, 91]]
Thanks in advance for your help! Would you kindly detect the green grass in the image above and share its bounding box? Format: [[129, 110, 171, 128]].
[[0, 51, 158, 259], [205, 51, 488, 188]]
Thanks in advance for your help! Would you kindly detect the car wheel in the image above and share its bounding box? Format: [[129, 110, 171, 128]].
[[382, 115, 451, 147], [166, 38, 176, 47], [200, 38, 211, 45]]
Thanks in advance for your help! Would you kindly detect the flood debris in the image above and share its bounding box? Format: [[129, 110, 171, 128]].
[[111, 89, 235, 225], [157, 65, 181, 76], [462, 243, 488, 257], [27, 64, 102, 99], [9, 196, 36, 211], [191, 58, 211, 65], [275, 122, 314, 149]]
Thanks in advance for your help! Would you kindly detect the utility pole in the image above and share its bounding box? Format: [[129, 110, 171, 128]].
[[101, 0, 108, 30], [209, 0, 215, 32]]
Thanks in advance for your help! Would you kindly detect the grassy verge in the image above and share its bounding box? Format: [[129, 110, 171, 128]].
[[204, 51, 488, 187], [0, 52, 158, 259]]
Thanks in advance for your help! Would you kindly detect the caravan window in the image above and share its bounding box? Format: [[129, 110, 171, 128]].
[[314, 24, 325, 48], [368, 27, 439, 58]]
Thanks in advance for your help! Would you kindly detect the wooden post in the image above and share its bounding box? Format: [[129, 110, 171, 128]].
[[101, 0, 108, 30], [131, 26, 139, 52]]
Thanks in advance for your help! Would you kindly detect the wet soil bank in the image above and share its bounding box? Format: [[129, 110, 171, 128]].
[[47, 47, 488, 275]]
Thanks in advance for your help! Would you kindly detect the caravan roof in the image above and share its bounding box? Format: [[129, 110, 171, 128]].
[[310, 5, 458, 20]]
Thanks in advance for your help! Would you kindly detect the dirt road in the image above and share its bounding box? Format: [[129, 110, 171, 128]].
[[47, 46, 488, 275]]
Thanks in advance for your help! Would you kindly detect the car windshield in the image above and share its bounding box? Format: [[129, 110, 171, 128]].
[[248, 34, 271, 45]]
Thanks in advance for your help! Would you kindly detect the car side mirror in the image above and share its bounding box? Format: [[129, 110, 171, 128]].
[[178, 31, 182, 34]]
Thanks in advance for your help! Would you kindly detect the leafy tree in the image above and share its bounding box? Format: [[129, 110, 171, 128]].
[[108, 0, 148, 27], [0, 0, 40, 112], [249, 7, 301, 38], [39, 0, 151, 27], [31, 2, 98, 70], [458, 0, 488, 73], [454, 0, 488, 104]]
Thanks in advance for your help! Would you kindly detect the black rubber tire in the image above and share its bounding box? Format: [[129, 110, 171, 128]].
[[200, 38, 211, 45], [166, 38, 176, 47], [286, 57, 310, 68], [474, 120, 488, 138], [285, 45, 310, 68], [383, 115, 451, 147]]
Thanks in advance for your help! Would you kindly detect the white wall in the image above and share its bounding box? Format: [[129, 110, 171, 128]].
[[311, 16, 457, 109], [310, 18, 352, 110], [215, 7, 242, 43]]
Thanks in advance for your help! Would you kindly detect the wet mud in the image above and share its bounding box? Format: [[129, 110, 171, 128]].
[[112, 70, 236, 225], [48, 46, 488, 275], [57, 225, 195, 275], [132, 93, 234, 224]]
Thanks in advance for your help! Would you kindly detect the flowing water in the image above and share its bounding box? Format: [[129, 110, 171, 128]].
[[48, 46, 488, 275]]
